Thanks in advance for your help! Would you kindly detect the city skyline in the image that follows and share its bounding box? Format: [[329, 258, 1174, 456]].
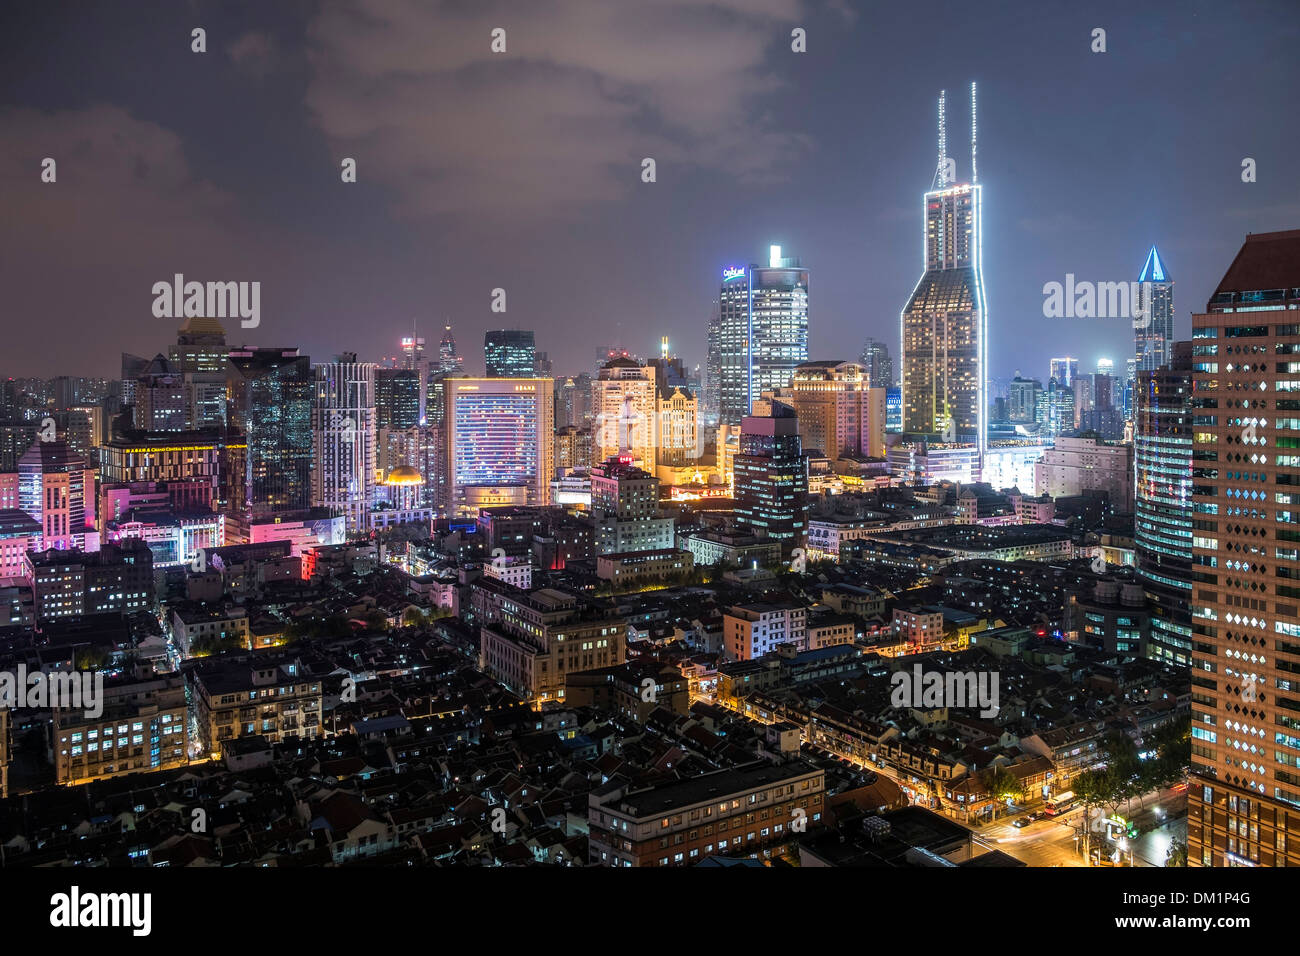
[[2, 2, 1297, 381], [6, 0, 1300, 893]]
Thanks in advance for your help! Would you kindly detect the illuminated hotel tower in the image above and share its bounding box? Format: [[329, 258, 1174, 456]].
[[445, 376, 554, 517], [901, 83, 987, 461]]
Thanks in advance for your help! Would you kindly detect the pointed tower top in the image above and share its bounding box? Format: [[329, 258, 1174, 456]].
[[932, 89, 949, 189], [1139, 246, 1169, 283]]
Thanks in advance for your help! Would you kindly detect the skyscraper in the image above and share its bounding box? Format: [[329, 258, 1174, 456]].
[[592, 358, 658, 467], [1049, 357, 1079, 390], [1134, 340, 1193, 666], [374, 368, 422, 430], [438, 324, 463, 374], [484, 329, 537, 378], [132, 355, 186, 432], [311, 355, 376, 533], [1035, 377, 1075, 440], [400, 335, 426, 371], [733, 401, 809, 554], [445, 376, 553, 516], [859, 338, 895, 389], [717, 247, 810, 425], [18, 439, 91, 550], [1188, 229, 1300, 867], [227, 348, 314, 515], [1135, 245, 1174, 374], [773, 361, 887, 462], [169, 316, 228, 429], [1007, 376, 1042, 425], [901, 85, 987, 461], [704, 302, 722, 424]]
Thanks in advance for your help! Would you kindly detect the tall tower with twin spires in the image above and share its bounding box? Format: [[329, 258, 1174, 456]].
[[900, 83, 988, 463]]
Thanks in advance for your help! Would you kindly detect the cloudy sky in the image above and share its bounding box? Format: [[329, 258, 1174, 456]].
[[2, 0, 1297, 384]]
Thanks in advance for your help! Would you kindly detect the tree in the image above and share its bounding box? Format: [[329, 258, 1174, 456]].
[[980, 765, 1023, 821], [1165, 838, 1188, 868]]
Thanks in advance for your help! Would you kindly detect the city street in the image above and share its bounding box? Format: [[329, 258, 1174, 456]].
[[974, 786, 1187, 867]]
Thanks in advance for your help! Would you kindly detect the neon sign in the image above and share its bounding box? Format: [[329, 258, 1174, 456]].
[[722, 267, 745, 281]]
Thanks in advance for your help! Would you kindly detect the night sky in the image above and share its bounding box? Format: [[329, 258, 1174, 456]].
[[2, 0, 1297, 383]]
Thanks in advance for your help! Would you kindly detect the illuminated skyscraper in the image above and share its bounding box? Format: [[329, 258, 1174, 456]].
[[374, 368, 421, 430], [446, 376, 553, 516], [132, 355, 186, 432], [400, 335, 426, 371], [1135, 245, 1174, 374], [772, 361, 887, 462], [1134, 340, 1193, 666], [901, 84, 987, 461], [704, 302, 722, 423], [733, 402, 809, 553], [227, 348, 313, 515], [18, 439, 92, 550], [485, 330, 537, 378], [859, 338, 895, 389], [592, 358, 657, 467], [1049, 357, 1079, 389], [717, 247, 810, 425], [438, 324, 463, 374], [311, 355, 376, 533], [169, 316, 228, 429], [1188, 229, 1300, 867]]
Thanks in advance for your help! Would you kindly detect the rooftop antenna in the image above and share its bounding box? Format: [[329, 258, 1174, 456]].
[[970, 81, 978, 185], [932, 89, 948, 189]]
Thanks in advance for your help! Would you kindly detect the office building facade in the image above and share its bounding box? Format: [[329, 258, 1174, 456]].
[[718, 248, 810, 425], [1188, 229, 1300, 867]]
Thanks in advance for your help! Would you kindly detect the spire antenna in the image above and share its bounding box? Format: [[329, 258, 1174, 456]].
[[970, 81, 978, 185], [932, 89, 948, 190]]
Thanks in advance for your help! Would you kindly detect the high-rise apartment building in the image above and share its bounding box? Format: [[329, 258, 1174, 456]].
[[311, 355, 376, 534], [484, 330, 537, 378], [901, 86, 987, 461], [1134, 340, 1193, 667], [227, 348, 314, 516], [445, 376, 553, 517], [1136, 245, 1175, 375], [1188, 229, 1300, 867], [717, 248, 810, 425]]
